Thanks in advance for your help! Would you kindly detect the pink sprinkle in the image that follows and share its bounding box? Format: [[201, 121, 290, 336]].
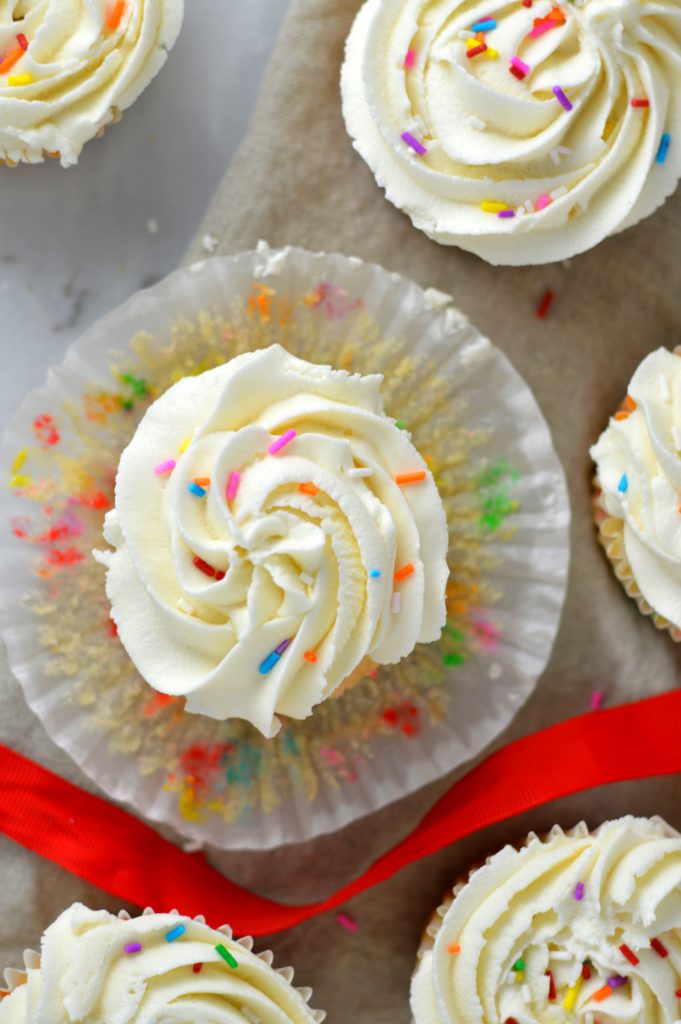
[[401, 131, 428, 155], [404, 49, 416, 68], [337, 913, 358, 933], [226, 471, 240, 501], [536, 194, 552, 211], [154, 459, 176, 475], [553, 85, 573, 111], [510, 55, 530, 75], [590, 690, 604, 711], [269, 429, 297, 455], [529, 18, 559, 37]]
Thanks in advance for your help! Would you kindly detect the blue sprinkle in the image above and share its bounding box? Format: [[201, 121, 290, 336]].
[[188, 482, 206, 498], [618, 473, 628, 494], [259, 651, 281, 675], [165, 924, 186, 942], [656, 132, 671, 165], [471, 17, 496, 30], [369, 569, 382, 578]]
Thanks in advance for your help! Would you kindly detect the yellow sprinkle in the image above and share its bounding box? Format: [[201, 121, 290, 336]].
[[466, 37, 479, 48], [481, 201, 508, 213], [563, 975, 583, 1011], [485, 47, 499, 58], [8, 74, 32, 86], [179, 437, 192, 453], [11, 449, 27, 474], [9, 474, 31, 489], [515, 971, 524, 983]]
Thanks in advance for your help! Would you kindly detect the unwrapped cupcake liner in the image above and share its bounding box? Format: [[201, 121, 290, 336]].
[[592, 480, 681, 642], [0, 243, 570, 849]]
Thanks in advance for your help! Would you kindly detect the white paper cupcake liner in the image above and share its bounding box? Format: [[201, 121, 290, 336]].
[[0, 243, 570, 849]]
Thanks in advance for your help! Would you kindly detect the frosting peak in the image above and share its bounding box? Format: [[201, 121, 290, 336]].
[[341, 0, 681, 264], [97, 345, 449, 737]]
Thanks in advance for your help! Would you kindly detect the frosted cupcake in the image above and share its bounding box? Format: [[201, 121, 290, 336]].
[[0, 0, 184, 167], [590, 347, 681, 640], [0, 903, 325, 1023], [411, 816, 681, 1024], [96, 344, 450, 739], [341, 0, 681, 265]]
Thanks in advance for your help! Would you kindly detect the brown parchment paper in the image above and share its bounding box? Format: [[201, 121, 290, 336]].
[[1, 1, 680, 1021]]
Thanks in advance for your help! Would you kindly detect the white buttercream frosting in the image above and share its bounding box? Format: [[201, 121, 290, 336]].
[[96, 344, 449, 738], [0, 904, 322, 1023], [0, 0, 184, 167], [590, 347, 681, 629], [341, 0, 681, 265], [411, 816, 681, 1024]]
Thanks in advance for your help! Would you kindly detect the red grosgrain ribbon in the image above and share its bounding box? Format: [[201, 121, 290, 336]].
[[1, 690, 680, 935]]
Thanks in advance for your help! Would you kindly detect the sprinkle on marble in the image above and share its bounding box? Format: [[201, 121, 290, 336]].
[[337, 912, 358, 932], [154, 459, 176, 475], [401, 131, 428, 155], [125, 943, 142, 954], [269, 429, 296, 455], [215, 944, 238, 969], [656, 133, 671, 165], [617, 474, 628, 494], [165, 924, 186, 942], [536, 289, 555, 319], [553, 85, 573, 111], [619, 944, 639, 966], [651, 938, 668, 958]]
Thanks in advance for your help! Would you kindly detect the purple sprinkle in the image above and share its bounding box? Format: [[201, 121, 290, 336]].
[[125, 943, 142, 955], [498, 209, 515, 219], [401, 131, 427, 156], [574, 881, 585, 901], [276, 639, 291, 655], [553, 85, 573, 111], [608, 976, 628, 989]]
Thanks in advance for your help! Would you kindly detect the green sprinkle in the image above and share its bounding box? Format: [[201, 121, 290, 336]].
[[120, 372, 148, 397], [215, 944, 238, 969], [443, 652, 465, 667], [395, 420, 407, 430], [513, 959, 525, 972], [442, 624, 466, 643]]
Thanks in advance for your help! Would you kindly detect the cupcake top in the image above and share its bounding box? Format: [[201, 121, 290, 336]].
[[590, 347, 681, 630], [97, 344, 449, 738], [0, 0, 184, 167], [0, 903, 323, 1023], [341, 0, 681, 265], [411, 816, 681, 1024]]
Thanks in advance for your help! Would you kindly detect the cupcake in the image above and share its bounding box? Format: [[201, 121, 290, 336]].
[[341, 0, 681, 265], [0, 903, 325, 1023], [95, 344, 450, 739], [590, 347, 681, 641], [411, 816, 681, 1024], [0, 0, 184, 167]]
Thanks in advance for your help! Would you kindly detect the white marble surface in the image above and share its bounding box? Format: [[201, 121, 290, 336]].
[[0, 0, 290, 429]]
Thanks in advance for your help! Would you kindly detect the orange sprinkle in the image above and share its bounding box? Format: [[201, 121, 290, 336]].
[[592, 986, 613, 1003], [614, 411, 630, 421], [625, 395, 637, 411], [395, 470, 426, 486], [193, 477, 211, 487], [106, 0, 126, 30], [395, 563, 415, 582], [299, 482, 319, 497], [303, 651, 317, 663], [448, 943, 461, 954], [0, 46, 25, 75], [46, 150, 61, 159]]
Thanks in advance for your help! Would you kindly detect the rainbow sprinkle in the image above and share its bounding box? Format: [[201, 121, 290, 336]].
[[404, 49, 416, 68], [651, 938, 668, 958], [401, 131, 427, 155], [165, 924, 186, 942], [481, 200, 509, 213], [395, 470, 426, 485], [472, 18, 496, 30], [154, 459, 176, 475], [448, 943, 461, 954], [215, 943, 238, 969], [466, 42, 488, 58], [106, 0, 126, 31], [8, 73, 31, 85], [227, 471, 240, 501], [510, 56, 530, 76], [619, 944, 639, 966], [631, 98, 650, 108], [563, 976, 583, 1011], [656, 133, 671, 164], [260, 641, 291, 675], [188, 482, 206, 498], [395, 563, 415, 581], [590, 689, 604, 711], [574, 881, 585, 900], [337, 912, 358, 932], [608, 976, 627, 989], [553, 85, 573, 111], [16, 34, 28, 51], [593, 985, 613, 1002], [369, 569, 382, 578], [536, 194, 552, 211], [269, 429, 296, 455], [125, 943, 142, 954], [498, 209, 515, 219], [617, 473, 628, 494]]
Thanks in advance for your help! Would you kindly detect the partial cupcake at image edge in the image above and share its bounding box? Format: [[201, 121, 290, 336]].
[[590, 347, 681, 642], [95, 343, 450, 739], [341, 0, 681, 265], [0, 0, 184, 167], [0, 903, 325, 1023], [411, 815, 681, 1024]]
